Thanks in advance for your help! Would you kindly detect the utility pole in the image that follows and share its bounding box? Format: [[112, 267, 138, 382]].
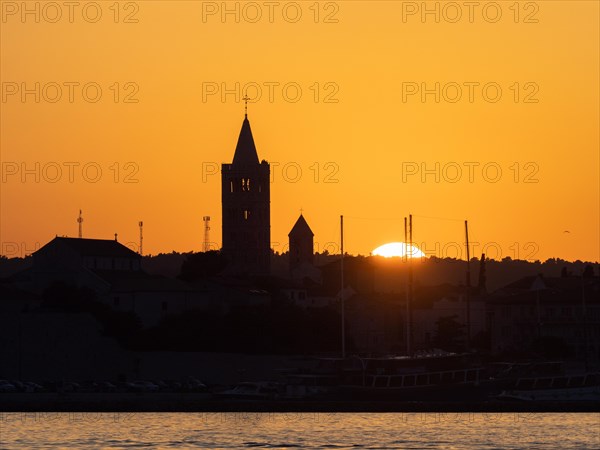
[[139, 221, 144, 256]]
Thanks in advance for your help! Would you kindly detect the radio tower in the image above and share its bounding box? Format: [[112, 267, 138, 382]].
[[77, 210, 83, 238], [139, 221, 144, 256], [203, 216, 211, 252]]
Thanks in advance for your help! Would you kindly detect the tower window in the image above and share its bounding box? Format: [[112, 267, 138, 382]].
[[244, 210, 250, 220], [230, 181, 234, 193], [242, 178, 251, 191]]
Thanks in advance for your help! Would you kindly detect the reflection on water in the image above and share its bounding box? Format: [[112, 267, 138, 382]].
[[0, 413, 598, 449]]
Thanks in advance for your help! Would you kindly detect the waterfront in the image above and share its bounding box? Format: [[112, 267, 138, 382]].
[[1, 412, 598, 449]]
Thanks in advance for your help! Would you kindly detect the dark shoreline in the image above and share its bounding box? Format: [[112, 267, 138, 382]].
[[1, 393, 598, 412]]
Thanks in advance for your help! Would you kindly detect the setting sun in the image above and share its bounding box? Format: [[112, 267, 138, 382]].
[[372, 242, 426, 258]]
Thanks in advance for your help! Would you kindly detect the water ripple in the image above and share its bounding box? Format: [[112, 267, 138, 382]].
[[1, 413, 598, 449]]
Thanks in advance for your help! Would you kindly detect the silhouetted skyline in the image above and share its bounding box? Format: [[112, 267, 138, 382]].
[[1, 2, 598, 263]]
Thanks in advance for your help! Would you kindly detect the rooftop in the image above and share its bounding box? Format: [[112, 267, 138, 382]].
[[37, 237, 140, 258]]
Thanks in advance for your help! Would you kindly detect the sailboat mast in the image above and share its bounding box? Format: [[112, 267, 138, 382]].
[[340, 214, 345, 358], [408, 214, 413, 356], [465, 220, 471, 349], [404, 217, 410, 355]]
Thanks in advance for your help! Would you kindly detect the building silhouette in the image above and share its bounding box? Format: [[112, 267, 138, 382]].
[[221, 114, 271, 275], [32, 237, 142, 291], [27, 236, 202, 326], [288, 213, 314, 273]]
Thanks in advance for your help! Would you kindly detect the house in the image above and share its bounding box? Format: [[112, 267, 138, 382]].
[[23, 236, 209, 327], [487, 275, 600, 363], [30, 236, 141, 293], [412, 284, 487, 349]]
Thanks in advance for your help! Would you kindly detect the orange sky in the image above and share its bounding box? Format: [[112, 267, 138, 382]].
[[1, 1, 598, 262]]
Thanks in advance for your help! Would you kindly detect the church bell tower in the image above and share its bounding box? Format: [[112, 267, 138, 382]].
[[221, 107, 270, 275]]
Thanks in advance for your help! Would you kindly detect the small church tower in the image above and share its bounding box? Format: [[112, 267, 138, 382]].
[[288, 213, 314, 273], [221, 110, 271, 275]]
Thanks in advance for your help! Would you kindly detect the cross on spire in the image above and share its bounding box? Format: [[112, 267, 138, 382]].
[[243, 95, 250, 118]]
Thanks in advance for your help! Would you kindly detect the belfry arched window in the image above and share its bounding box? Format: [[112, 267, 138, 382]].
[[242, 178, 251, 191]]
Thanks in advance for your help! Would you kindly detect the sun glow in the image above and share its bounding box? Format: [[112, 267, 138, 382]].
[[372, 242, 426, 258]]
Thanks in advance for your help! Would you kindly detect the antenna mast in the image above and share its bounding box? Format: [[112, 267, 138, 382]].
[[139, 221, 144, 256], [203, 216, 211, 252], [77, 210, 83, 238]]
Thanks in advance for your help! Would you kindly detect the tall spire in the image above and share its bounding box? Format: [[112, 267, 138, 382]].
[[232, 114, 260, 166]]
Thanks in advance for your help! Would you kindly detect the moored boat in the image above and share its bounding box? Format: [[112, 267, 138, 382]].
[[495, 372, 600, 401], [283, 350, 486, 400]]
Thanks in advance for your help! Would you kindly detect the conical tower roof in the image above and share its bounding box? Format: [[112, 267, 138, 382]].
[[289, 214, 314, 237], [232, 116, 259, 165]]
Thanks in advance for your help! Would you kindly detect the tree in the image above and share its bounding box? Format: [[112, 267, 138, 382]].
[[179, 251, 228, 281], [582, 264, 594, 278]]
